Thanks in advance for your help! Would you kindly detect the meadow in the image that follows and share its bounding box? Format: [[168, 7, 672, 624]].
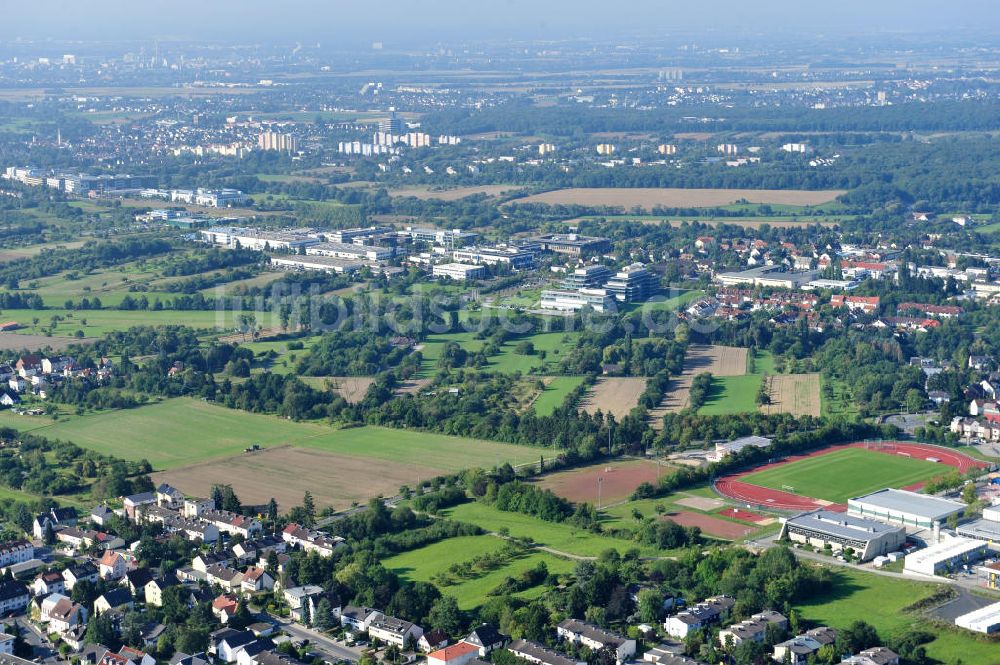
[[739, 448, 945, 503], [531, 376, 587, 416], [383, 535, 574, 609], [0, 397, 543, 472]]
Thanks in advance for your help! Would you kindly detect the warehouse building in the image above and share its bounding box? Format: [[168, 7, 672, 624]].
[[847, 489, 965, 529], [954, 600, 1000, 634], [779, 510, 906, 562], [903, 536, 987, 576]]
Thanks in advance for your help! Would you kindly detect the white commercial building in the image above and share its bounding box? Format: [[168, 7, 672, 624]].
[[452, 246, 536, 269], [954, 600, 1000, 634], [706, 436, 772, 463], [903, 536, 987, 576], [432, 263, 487, 281], [270, 255, 363, 274], [847, 488, 965, 529], [540, 289, 615, 313], [779, 510, 906, 562]]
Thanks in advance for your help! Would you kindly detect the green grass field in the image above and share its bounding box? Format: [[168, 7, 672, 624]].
[[531, 376, 586, 416], [443, 502, 662, 557], [488, 332, 574, 374], [740, 447, 944, 503], [797, 567, 999, 665], [697, 350, 775, 416], [383, 535, 574, 609], [0, 397, 543, 471]]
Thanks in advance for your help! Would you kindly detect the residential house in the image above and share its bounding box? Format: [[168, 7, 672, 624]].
[[0, 392, 19, 408], [143, 578, 177, 608], [56, 527, 98, 550], [170, 653, 210, 665], [212, 595, 239, 623], [233, 638, 276, 665], [0, 541, 33, 568], [41, 594, 88, 634], [193, 552, 233, 573], [419, 630, 449, 653], [556, 619, 636, 665], [156, 484, 185, 509], [205, 565, 243, 593], [240, 568, 274, 594], [830, 295, 880, 314], [0, 579, 29, 613], [89, 506, 114, 527], [508, 639, 584, 665], [773, 627, 837, 664], [428, 643, 481, 665], [233, 536, 285, 563], [210, 629, 262, 663], [0, 632, 14, 655], [283, 585, 324, 622], [31, 571, 65, 597], [200, 510, 262, 539], [367, 614, 424, 649], [664, 595, 736, 639], [118, 647, 156, 665], [718, 611, 787, 648], [122, 569, 153, 597], [281, 523, 345, 557], [839, 647, 899, 665], [63, 562, 99, 590], [340, 605, 380, 632], [182, 498, 215, 519], [461, 624, 507, 656], [94, 588, 134, 616], [99, 551, 129, 580], [32, 507, 77, 539], [123, 493, 156, 521]]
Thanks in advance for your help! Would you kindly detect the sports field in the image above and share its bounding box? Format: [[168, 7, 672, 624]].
[[0, 397, 543, 471], [739, 447, 945, 504], [383, 535, 573, 609]]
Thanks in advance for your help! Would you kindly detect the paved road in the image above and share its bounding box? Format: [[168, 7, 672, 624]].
[[16, 616, 62, 665], [276, 618, 364, 663]]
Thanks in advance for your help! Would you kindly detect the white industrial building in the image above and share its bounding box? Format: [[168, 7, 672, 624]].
[[779, 510, 906, 562], [306, 242, 393, 262], [903, 536, 987, 576], [954, 600, 1000, 634], [200, 227, 320, 253], [847, 488, 965, 529], [452, 245, 536, 269], [432, 263, 487, 281]]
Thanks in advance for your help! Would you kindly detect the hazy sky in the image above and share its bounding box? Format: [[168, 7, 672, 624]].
[[2, 0, 997, 45]]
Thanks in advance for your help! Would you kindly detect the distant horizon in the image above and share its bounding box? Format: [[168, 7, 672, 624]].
[[1, 0, 997, 46]]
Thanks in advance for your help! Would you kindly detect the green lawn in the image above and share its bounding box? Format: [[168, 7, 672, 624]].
[[698, 374, 762, 415], [532, 376, 586, 416], [797, 567, 1000, 665], [0, 397, 544, 471], [443, 501, 662, 557], [383, 535, 574, 609], [0, 308, 278, 338], [821, 375, 860, 419], [740, 447, 945, 504]]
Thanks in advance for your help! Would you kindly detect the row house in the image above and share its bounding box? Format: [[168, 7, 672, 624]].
[[950, 417, 1000, 442], [664, 595, 736, 639], [556, 619, 636, 665], [233, 535, 285, 562], [717, 610, 788, 648], [830, 295, 880, 314], [0, 541, 33, 568], [200, 510, 263, 539], [773, 627, 837, 665], [0, 579, 29, 613], [281, 524, 345, 557]]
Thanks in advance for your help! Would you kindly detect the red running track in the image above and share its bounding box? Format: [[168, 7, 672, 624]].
[[714, 441, 988, 512]]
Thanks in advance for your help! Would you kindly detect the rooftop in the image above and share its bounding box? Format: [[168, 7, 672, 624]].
[[848, 488, 965, 521], [785, 509, 904, 541]]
